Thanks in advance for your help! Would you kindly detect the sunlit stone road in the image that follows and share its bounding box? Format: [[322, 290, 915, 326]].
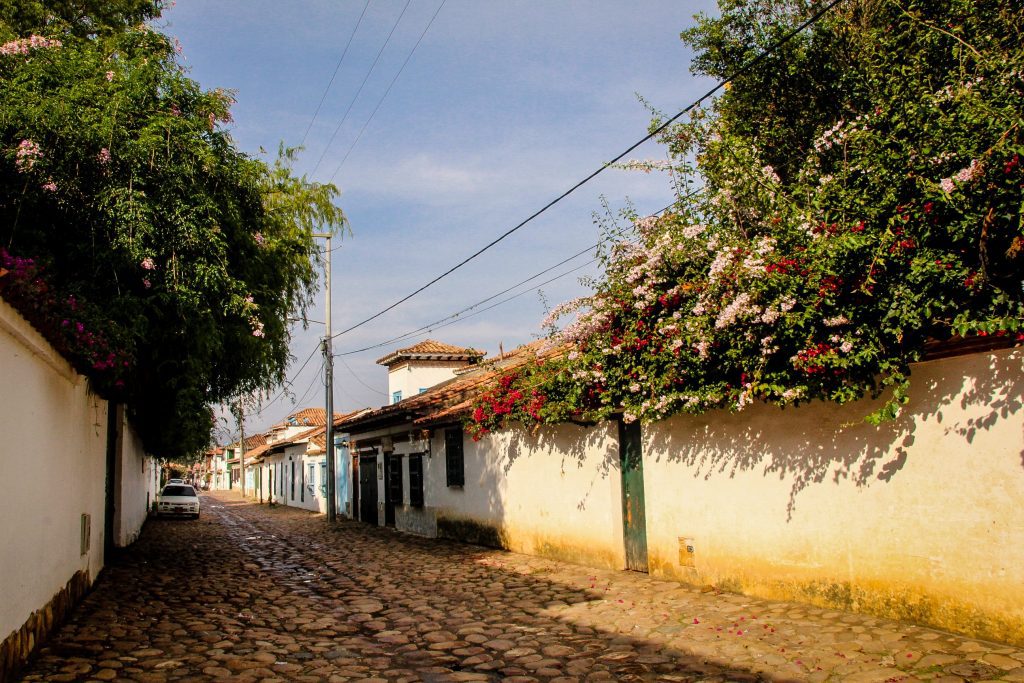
[[16, 490, 1024, 682]]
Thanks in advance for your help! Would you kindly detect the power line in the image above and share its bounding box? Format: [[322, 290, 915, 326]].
[[336, 245, 600, 356], [310, 0, 413, 177], [289, 358, 327, 409], [298, 0, 371, 148], [328, 0, 847, 342], [336, 354, 387, 395], [250, 342, 321, 416], [327, 0, 446, 183], [333, 197, 689, 357], [368, 257, 600, 350]]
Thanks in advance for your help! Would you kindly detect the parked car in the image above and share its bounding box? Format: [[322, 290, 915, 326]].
[[167, 478, 184, 485], [157, 484, 200, 519]]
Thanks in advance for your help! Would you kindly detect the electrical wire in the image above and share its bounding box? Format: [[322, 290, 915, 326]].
[[250, 342, 321, 416], [327, 0, 446, 183], [336, 354, 387, 395], [299, 0, 372, 148], [310, 0, 413, 177], [328, 0, 848, 342], [289, 358, 327, 409], [332, 196, 690, 357]]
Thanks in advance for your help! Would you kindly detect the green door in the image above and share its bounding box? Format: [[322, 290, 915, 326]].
[[619, 420, 649, 572]]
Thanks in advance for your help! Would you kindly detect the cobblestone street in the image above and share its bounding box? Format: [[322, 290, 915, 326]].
[[16, 491, 1024, 683]]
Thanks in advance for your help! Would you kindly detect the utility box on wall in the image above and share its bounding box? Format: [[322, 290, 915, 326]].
[[678, 536, 695, 568]]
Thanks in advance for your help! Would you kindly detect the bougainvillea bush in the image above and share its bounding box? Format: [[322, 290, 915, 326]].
[[0, 1, 345, 458], [467, 0, 1024, 439]]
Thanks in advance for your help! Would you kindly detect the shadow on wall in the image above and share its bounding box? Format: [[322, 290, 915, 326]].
[[437, 422, 620, 568], [504, 421, 618, 513], [657, 349, 1023, 519]]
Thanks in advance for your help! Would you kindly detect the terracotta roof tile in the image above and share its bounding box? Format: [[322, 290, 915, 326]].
[[375, 339, 484, 366], [343, 340, 560, 431]]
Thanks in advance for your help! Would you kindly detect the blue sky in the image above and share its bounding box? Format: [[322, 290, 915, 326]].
[[159, 1, 719, 434]]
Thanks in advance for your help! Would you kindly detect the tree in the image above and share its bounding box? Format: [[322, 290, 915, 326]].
[[467, 0, 1023, 437], [0, 2, 346, 459]]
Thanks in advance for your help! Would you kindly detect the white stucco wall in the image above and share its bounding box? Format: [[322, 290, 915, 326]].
[[114, 415, 159, 547], [642, 346, 1024, 645], [295, 453, 326, 512], [425, 422, 625, 569], [0, 298, 108, 643], [387, 361, 468, 403]]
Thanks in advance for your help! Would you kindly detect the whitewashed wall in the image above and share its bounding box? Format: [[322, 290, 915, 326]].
[[114, 414, 159, 546], [388, 361, 469, 403], [425, 421, 626, 569], [0, 298, 108, 645], [642, 347, 1024, 645]]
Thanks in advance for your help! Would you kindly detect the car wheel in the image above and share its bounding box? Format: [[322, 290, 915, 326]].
[[192, 512, 200, 519]]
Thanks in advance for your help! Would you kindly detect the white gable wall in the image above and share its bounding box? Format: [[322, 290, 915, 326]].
[[387, 360, 470, 403]]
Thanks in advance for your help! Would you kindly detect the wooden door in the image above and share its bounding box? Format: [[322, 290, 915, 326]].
[[359, 453, 378, 524], [619, 420, 649, 572], [385, 454, 402, 527]]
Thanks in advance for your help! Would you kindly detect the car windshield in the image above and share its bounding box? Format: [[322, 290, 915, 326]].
[[162, 485, 196, 497]]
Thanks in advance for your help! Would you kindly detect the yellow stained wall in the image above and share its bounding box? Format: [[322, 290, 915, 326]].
[[428, 421, 625, 570], [642, 347, 1024, 645]]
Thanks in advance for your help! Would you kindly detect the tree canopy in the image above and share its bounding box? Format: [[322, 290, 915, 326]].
[[0, 1, 345, 458], [467, 0, 1024, 438]]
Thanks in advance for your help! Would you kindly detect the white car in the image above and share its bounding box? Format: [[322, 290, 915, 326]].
[[157, 484, 200, 519]]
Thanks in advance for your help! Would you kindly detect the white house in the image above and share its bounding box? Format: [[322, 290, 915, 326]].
[[376, 339, 482, 405], [340, 336, 1024, 648]]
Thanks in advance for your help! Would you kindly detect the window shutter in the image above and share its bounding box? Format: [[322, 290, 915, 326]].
[[409, 454, 424, 507], [445, 427, 464, 487]]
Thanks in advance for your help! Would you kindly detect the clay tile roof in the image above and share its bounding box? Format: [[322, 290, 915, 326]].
[[343, 340, 560, 431], [285, 407, 337, 427], [258, 409, 371, 455], [245, 442, 272, 461], [375, 339, 484, 367]]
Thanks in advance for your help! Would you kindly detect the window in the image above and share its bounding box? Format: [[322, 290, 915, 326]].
[[387, 454, 403, 507], [418, 387, 428, 394], [392, 390, 402, 404], [300, 461, 305, 502], [409, 454, 424, 507], [290, 460, 295, 499], [320, 462, 327, 495], [445, 427, 464, 487]]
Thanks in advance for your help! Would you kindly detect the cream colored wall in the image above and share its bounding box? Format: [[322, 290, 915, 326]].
[[387, 361, 467, 403], [114, 415, 158, 547], [642, 347, 1024, 645], [427, 421, 626, 569], [0, 298, 108, 643]]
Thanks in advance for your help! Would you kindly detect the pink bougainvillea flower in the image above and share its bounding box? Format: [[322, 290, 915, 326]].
[[15, 139, 42, 172]]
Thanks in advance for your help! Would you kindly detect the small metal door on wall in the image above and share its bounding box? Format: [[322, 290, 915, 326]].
[[359, 453, 378, 524], [385, 454, 402, 527], [619, 420, 649, 572]]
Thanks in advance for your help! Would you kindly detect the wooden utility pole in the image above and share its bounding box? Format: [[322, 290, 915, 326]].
[[313, 232, 337, 523], [238, 401, 246, 497]]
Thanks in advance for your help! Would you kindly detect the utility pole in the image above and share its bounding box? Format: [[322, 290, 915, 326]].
[[313, 232, 337, 523], [238, 401, 246, 497]]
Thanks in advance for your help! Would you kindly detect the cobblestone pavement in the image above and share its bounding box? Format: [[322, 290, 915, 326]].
[[17, 491, 1024, 683]]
